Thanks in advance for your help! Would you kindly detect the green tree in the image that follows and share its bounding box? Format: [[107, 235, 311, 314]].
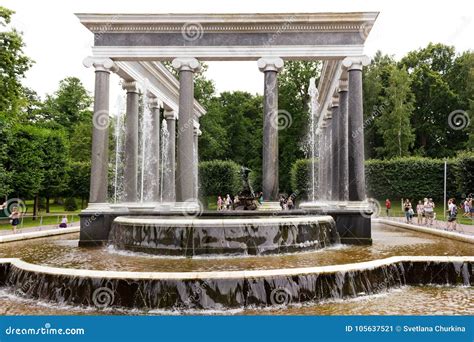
[[40, 131, 69, 212], [278, 61, 320, 192], [375, 66, 415, 158], [400, 43, 467, 156], [69, 121, 92, 162], [36, 77, 92, 131], [363, 51, 397, 158], [68, 161, 90, 208], [0, 6, 34, 118]]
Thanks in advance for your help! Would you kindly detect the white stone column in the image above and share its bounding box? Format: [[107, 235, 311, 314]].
[[122, 81, 139, 202], [83, 57, 118, 206], [163, 108, 176, 202], [149, 96, 161, 202], [343, 56, 370, 202], [257, 57, 284, 208], [172, 58, 201, 203]]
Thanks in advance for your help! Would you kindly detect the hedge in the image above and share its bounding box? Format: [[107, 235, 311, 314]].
[[365, 157, 457, 201], [199, 160, 241, 197], [289, 155, 474, 201], [452, 152, 474, 197], [290, 159, 318, 198]]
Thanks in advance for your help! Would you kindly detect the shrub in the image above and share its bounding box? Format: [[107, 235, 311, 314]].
[[290, 159, 318, 199], [64, 197, 78, 212], [452, 152, 474, 197], [290, 157, 460, 202], [199, 160, 241, 197]]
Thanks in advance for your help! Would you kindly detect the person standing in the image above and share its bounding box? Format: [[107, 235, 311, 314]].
[[447, 198, 457, 231], [403, 199, 412, 223], [423, 198, 434, 226], [416, 200, 424, 225], [385, 199, 391, 217], [9, 207, 21, 234], [225, 194, 232, 210], [217, 195, 223, 211]]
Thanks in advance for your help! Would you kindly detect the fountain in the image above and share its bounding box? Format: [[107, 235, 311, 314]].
[[0, 11, 471, 316]]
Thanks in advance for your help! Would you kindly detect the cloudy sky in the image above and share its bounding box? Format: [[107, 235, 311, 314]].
[[3, 0, 473, 100]]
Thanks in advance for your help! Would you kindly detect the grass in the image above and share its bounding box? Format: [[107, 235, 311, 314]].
[[0, 199, 82, 230]]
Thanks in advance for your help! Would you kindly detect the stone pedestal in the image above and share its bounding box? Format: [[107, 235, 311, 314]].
[[258, 57, 284, 203], [122, 81, 139, 202], [172, 58, 201, 202], [83, 57, 117, 205]]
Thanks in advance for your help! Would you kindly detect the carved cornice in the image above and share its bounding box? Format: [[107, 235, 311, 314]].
[[76, 12, 378, 35]]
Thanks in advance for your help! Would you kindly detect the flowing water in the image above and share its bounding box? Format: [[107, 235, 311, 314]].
[[112, 94, 126, 203], [0, 224, 471, 273], [160, 118, 169, 202], [307, 77, 319, 201], [0, 223, 472, 314]]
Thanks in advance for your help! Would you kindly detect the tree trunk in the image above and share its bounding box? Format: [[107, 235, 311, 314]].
[[33, 194, 39, 220], [46, 196, 50, 213]]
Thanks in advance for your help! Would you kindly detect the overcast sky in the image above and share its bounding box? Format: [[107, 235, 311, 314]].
[[3, 0, 473, 100]]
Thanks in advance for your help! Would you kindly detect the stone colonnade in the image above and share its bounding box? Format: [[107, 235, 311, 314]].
[[84, 56, 286, 207], [318, 56, 369, 203]]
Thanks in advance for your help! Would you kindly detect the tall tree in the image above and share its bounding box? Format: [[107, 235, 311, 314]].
[[0, 6, 33, 117], [278, 61, 320, 192], [375, 66, 415, 158], [363, 51, 397, 158], [37, 77, 92, 131], [400, 43, 466, 157]]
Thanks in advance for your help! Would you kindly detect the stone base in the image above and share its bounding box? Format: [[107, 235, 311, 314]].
[[299, 201, 372, 245]]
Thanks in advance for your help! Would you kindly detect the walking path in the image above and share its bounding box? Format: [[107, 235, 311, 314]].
[[0, 222, 80, 243], [375, 217, 474, 245], [381, 216, 474, 236]]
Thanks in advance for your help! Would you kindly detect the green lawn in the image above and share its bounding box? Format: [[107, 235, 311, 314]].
[[0, 199, 82, 230]]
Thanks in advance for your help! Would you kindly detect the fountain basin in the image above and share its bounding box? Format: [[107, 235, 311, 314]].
[[110, 215, 339, 257], [1, 256, 472, 311]]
